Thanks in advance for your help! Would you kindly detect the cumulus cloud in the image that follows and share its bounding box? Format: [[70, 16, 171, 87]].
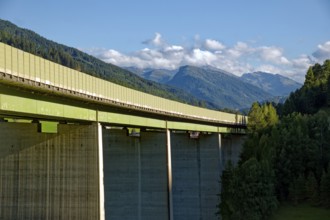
[[312, 41, 330, 62], [142, 32, 164, 47], [257, 46, 291, 65], [204, 39, 226, 51], [85, 34, 330, 83]]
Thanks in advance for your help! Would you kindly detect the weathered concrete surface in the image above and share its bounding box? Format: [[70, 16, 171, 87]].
[[0, 122, 100, 220], [103, 129, 168, 220], [171, 132, 221, 220], [221, 134, 245, 166]]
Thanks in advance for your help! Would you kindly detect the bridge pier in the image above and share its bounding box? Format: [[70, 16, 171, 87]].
[[171, 132, 221, 220], [0, 121, 244, 220], [102, 128, 244, 220], [0, 122, 102, 220], [102, 128, 169, 220]]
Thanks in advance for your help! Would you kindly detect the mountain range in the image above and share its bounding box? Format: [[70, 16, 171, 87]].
[[241, 72, 301, 96], [126, 66, 302, 109]]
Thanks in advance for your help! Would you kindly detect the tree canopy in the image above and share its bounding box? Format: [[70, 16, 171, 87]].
[[219, 60, 330, 220]]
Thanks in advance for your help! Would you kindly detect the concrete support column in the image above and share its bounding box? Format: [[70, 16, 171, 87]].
[[166, 129, 173, 220], [218, 133, 222, 177], [97, 123, 105, 220]]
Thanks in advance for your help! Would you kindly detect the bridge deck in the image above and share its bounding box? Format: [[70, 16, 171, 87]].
[[0, 42, 247, 132]]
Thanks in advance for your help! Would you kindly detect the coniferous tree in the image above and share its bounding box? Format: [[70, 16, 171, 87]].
[[305, 172, 319, 205], [320, 168, 330, 208], [327, 76, 330, 106], [305, 67, 315, 88], [263, 103, 279, 127], [219, 162, 235, 220], [289, 174, 306, 205], [247, 102, 266, 133]]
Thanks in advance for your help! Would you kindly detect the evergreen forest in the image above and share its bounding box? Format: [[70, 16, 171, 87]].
[[219, 60, 330, 220]]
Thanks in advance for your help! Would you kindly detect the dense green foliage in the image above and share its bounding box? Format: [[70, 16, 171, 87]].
[[0, 19, 207, 108], [280, 60, 330, 115], [269, 203, 330, 220], [219, 61, 330, 220]]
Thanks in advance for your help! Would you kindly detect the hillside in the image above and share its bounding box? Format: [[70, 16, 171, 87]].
[[241, 71, 302, 96], [281, 60, 330, 115], [0, 19, 206, 108], [125, 67, 175, 84], [166, 66, 272, 110]]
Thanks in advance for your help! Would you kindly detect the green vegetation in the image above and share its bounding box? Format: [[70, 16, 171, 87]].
[[279, 60, 330, 115], [0, 19, 208, 108], [218, 60, 330, 220], [269, 203, 330, 220]]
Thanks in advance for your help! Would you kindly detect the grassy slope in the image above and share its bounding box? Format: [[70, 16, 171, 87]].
[[269, 203, 330, 220]]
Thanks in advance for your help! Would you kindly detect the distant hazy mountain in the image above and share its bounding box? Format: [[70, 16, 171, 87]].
[[166, 66, 272, 110], [125, 67, 176, 83], [241, 72, 302, 96]]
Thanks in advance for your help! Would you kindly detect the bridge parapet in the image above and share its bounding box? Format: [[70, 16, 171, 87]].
[[0, 42, 247, 129]]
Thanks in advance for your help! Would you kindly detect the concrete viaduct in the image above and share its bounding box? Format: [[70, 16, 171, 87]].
[[0, 43, 246, 220]]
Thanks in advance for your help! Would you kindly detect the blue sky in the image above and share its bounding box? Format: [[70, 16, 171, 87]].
[[1, 0, 330, 82]]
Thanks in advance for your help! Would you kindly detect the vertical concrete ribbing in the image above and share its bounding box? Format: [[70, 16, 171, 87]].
[[199, 134, 221, 220], [103, 129, 169, 220], [137, 138, 142, 220], [103, 129, 139, 219], [171, 133, 223, 220], [171, 132, 200, 220], [0, 122, 101, 220]]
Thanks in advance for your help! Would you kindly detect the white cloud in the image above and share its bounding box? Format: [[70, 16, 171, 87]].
[[312, 41, 330, 62], [258, 46, 290, 65], [226, 42, 252, 58], [183, 49, 217, 66], [85, 35, 330, 84], [164, 45, 184, 52], [204, 39, 226, 51], [142, 32, 164, 47]]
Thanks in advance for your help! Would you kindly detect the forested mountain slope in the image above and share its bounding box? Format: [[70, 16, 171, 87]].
[[280, 60, 330, 115], [0, 19, 207, 108]]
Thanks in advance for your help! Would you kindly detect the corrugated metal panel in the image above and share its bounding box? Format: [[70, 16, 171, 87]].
[[63, 66, 68, 90], [49, 61, 55, 86], [23, 52, 30, 79], [11, 47, 18, 76], [34, 56, 41, 82], [29, 53, 35, 81], [40, 59, 46, 83], [17, 50, 24, 78], [0, 43, 5, 72], [54, 63, 59, 87], [5, 45, 12, 74]]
